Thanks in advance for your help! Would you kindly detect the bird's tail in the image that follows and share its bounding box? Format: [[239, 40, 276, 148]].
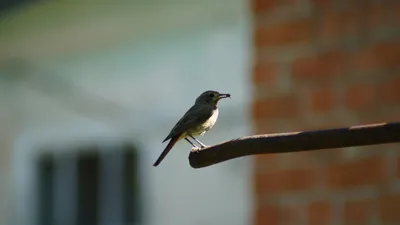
[[153, 134, 181, 167]]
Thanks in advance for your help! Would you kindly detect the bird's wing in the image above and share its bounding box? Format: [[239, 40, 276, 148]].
[[162, 104, 213, 142]]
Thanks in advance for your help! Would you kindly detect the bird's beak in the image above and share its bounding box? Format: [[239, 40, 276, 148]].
[[219, 93, 231, 99]]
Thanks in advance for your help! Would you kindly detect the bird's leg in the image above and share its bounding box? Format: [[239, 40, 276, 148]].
[[185, 138, 200, 152], [184, 138, 197, 148], [189, 134, 208, 148]]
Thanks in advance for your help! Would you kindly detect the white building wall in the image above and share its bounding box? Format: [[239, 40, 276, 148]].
[[1, 0, 254, 224]]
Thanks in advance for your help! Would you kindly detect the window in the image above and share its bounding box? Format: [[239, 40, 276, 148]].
[[36, 144, 140, 225]]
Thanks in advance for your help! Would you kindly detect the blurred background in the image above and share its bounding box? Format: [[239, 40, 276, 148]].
[[0, 0, 399, 225]]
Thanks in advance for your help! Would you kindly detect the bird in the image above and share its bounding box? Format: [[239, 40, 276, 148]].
[[153, 90, 231, 167]]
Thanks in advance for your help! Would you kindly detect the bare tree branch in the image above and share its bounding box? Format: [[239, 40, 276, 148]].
[[188, 122, 400, 169]]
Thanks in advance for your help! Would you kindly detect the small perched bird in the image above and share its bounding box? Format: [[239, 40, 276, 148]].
[[153, 90, 231, 167]]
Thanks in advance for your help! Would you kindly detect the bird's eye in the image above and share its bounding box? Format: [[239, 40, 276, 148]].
[[209, 93, 214, 98]]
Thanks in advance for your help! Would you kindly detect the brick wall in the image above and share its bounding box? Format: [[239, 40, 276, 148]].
[[251, 0, 400, 224]]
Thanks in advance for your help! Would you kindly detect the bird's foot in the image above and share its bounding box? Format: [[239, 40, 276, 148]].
[[191, 147, 201, 153], [200, 144, 208, 149]]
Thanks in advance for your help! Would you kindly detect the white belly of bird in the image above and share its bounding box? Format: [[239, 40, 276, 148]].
[[201, 109, 219, 134]]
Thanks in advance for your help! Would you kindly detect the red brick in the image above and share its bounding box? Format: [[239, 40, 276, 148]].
[[291, 51, 347, 79], [330, 2, 395, 31], [379, 194, 400, 222], [254, 154, 277, 165], [252, 94, 300, 120], [345, 83, 377, 110], [255, 205, 279, 225], [310, 87, 335, 112], [255, 168, 316, 193], [253, 122, 283, 134], [326, 157, 387, 189], [310, 0, 331, 8], [278, 152, 316, 169], [252, 0, 300, 13], [254, 18, 314, 47], [311, 122, 347, 131], [308, 201, 332, 225], [252, 61, 276, 85], [254, 154, 279, 172], [344, 199, 374, 225], [351, 40, 400, 72], [378, 78, 400, 104], [255, 204, 305, 225], [252, 0, 276, 13]]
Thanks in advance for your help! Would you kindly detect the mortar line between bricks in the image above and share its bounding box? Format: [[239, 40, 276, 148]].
[[254, 4, 314, 28], [257, 45, 316, 62], [386, 146, 400, 193]]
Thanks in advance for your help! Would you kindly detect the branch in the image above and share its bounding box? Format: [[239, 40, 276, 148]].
[[188, 122, 400, 169]]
